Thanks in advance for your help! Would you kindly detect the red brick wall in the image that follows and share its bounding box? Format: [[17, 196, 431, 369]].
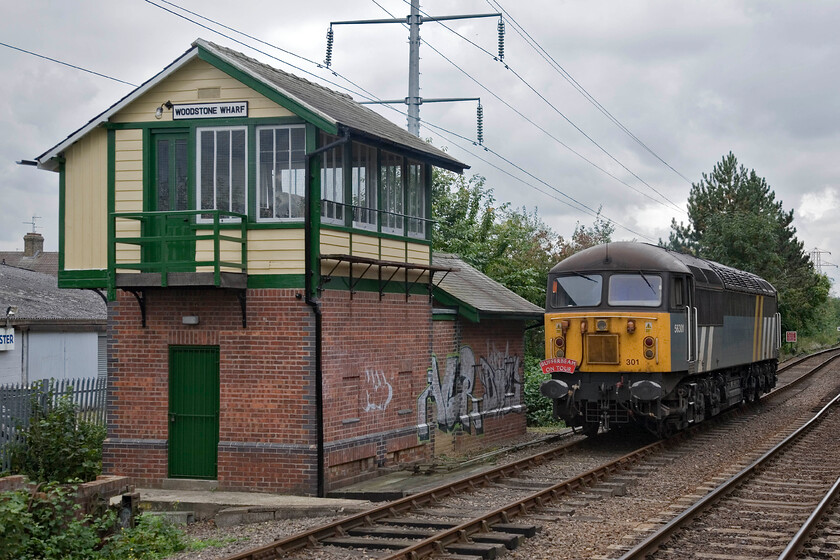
[[320, 290, 433, 490], [105, 285, 528, 494], [105, 288, 317, 493]]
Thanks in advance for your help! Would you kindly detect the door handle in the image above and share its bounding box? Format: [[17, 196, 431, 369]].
[[169, 413, 176, 423]]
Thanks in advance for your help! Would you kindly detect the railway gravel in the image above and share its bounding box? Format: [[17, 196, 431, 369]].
[[163, 356, 840, 560]]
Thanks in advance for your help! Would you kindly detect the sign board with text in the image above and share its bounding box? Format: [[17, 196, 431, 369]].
[[0, 328, 14, 351], [785, 331, 797, 343], [539, 357, 577, 374]]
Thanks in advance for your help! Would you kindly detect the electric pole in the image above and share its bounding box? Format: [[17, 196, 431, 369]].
[[326, 0, 503, 138]]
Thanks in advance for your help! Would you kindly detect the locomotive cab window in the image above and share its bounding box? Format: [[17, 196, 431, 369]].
[[550, 274, 603, 308], [608, 273, 662, 307], [671, 276, 687, 309]]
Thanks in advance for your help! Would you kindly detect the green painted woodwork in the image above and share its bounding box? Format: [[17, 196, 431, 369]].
[[58, 160, 65, 273], [107, 129, 116, 300], [110, 210, 246, 288], [246, 274, 305, 289], [57, 269, 109, 289], [148, 132, 194, 269], [432, 287, 481, 323], [168, 345, 220, 480]]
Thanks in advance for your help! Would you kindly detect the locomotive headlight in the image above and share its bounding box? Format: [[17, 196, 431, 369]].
[[627, 320, 636, 334], [643, 336, 656, 360], [596, 319, 608, 332], [554, 337, 565, 357]]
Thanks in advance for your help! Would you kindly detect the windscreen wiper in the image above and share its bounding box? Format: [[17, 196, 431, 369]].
[[639, 270, 656, 294], [569, 271, 596, 282]]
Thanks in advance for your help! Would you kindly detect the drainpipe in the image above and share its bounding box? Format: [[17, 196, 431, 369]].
[[304, 129, 350, 498]]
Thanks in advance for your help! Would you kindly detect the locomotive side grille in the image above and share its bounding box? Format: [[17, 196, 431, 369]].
[[586, 334, 619, 364]]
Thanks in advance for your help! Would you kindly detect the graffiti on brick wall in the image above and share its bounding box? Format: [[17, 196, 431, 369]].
[[362, 369, 393, 412], [416, 343, 522, 441], [479, 341, 522, 414]]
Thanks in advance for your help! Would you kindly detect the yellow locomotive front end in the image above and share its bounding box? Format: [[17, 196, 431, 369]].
[[545, 311, 672, 375]]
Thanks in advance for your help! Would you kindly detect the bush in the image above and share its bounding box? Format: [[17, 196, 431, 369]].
[[523, 356, 562, 427], [8, 385, 106, 483], [99, 514, 187, 560], [0, 482, 109, 560], [0, 487, 187, 560]]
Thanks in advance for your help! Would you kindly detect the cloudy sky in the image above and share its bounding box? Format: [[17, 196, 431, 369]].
[[2, 1, 839, 287]]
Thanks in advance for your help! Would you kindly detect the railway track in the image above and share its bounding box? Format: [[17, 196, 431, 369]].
[[618, 389, 840, 560], [216, 349, 840, 560]]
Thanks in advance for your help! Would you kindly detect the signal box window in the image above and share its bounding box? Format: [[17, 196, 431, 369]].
[[198, 127, 247, 221], [320, 132, 345, 224], [550, 274, 603, 308], [608, 274, 662, 307], [352, 142, 377, 230], [256, 125, 306, 221]]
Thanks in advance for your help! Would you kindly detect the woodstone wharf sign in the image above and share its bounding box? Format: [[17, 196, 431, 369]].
[[172, 101, 248, 120], [0, 328, 14, 351]]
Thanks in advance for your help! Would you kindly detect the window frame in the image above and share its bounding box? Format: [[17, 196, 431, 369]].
[[196, 125, 248, 223], [255, 124, 307, 223]]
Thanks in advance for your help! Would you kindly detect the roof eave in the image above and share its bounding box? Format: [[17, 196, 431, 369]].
[[35, 46, 203, 167], [345, 127, 468, 172], [193, 39, 339, 134]]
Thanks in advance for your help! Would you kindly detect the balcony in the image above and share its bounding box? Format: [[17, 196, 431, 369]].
[[110, 210, 248, 290]]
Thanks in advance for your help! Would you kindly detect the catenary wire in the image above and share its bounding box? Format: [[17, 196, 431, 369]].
[[0, 42, 138, 87], [392, 0, 684, 215], [145, 0, 644, 235], [12, 2, 655, 241], [486, 0, 693, 185]]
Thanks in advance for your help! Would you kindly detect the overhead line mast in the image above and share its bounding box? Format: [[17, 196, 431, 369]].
[[327, 0, 502, 138]]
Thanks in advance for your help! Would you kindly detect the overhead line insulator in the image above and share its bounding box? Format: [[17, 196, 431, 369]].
[[476, 102, 484, 145], [497, 18, 505, 61], [325, 26, 334, 68]]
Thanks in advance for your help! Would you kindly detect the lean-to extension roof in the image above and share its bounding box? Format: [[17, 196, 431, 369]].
[[0, 265, 106, 324], [433, 253, 544, 322], [36, 39, 467, 173]]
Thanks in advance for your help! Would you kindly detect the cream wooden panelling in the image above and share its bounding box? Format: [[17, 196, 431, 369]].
[[114, 129, 143, 267], [349, 235, 380, 260], [380, 238, 407, 262], [64, 127, 108, 270], [111, 59, 295, 123], [193, 228, 304, 274], [320, 230, 350, 254], [407, 243, 431, 265]]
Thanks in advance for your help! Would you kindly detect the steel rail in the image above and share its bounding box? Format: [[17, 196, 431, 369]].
[[220, 434, 583, 560], [777, 345, 840, 374], [618, 389, 840, 560], [778, 475, 840, 559], [378, 438, 668, 560], [218, 349, 838, 560]]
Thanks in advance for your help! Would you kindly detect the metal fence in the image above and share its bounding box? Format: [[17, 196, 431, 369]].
[[0, 377, 107, 472]]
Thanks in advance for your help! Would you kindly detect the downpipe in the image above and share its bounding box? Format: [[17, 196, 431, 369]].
[[304, 130, 350, 497]]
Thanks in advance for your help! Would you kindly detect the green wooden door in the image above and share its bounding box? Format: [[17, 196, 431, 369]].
[[149, 131, 194, 269], [168, 346, 219, 479]]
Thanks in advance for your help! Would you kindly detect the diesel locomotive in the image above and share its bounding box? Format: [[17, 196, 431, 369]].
[[539, 242, 781, 437]]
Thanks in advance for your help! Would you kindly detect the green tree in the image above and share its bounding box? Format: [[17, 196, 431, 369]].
[[665, 152, 826, 333]]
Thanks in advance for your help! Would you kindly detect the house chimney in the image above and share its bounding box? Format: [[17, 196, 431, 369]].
[[23, 232, 44, 257]]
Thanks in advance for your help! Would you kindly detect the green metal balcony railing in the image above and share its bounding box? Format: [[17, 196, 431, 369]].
[[110, 210, 247, 288]]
